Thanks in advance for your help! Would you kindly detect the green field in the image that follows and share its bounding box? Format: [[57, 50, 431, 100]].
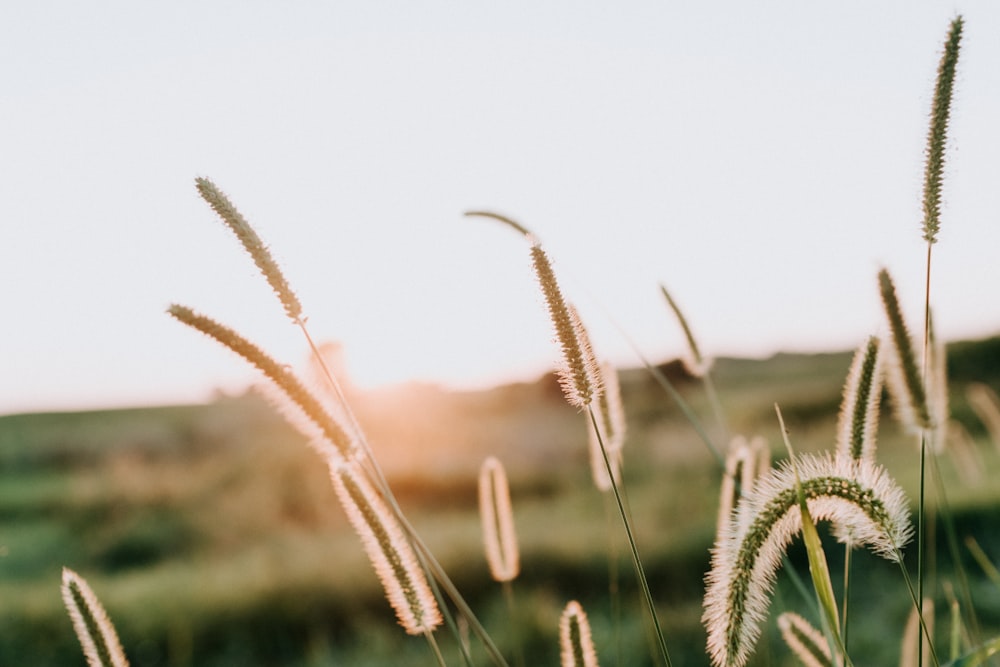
[[4, 339, 1000, 666]]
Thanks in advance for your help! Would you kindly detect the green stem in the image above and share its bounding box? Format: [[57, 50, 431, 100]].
[[425, 630, 448, 667], [842, 545, 852, 655], [895, 547, 942, 667], [502, 581, 525, 667], [589, 406, 673, 667]]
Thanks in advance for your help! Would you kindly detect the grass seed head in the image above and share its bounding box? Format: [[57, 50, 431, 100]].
[[167, 304, 356, 460], [195, 177, 303, 323], [836, 336, 883, 463], [478, 456, 520, 582], [878, 269, 932, 433], [530, 244, 601, 408], [560, 600, 600, 667], [777, 612, 836, 667], [704, 453, 911, 667], [922, 16, 963, 244], [331, 461, 442, 636], [61, 568, 130, 667]]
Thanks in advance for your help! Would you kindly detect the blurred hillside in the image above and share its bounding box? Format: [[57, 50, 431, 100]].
[[3, 336, 1000, 665]]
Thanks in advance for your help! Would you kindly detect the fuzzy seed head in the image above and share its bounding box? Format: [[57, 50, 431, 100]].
[[777, 612, 835, 667], [168, 304, 356, 460], [195, 177, 303, 322], [922, 17, 963, 244], [530, 244, 601, 407], [704, 453, 911, 667], [331, 461, 442, 635], [560, 600, 600, 667], [836, 336, 883, 463], [478, 457, 520, 582], [61, 568, 130, 667], [878, 269, 932, 433]]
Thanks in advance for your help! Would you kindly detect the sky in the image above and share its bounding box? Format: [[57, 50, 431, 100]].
[[3, 2, 1000, 414]]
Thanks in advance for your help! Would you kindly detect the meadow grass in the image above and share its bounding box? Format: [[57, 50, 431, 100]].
[[6, 12, 1000, 667]]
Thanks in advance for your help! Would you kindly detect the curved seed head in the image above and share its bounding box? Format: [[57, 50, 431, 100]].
[[704, 454, 911, 667], [478, 457, 520, 582], [559, 600, 600, 667], [331, 461, 442, 635], [61, 568, 130, 667]]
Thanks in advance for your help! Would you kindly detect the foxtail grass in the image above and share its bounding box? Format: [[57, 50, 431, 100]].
[[195, 177, 303, 323], [910, 19, 963, 667], [836, 336, 883, 464], [560, 601, 600, 667], [879, 269, 932, 434], [469, 209, 671, 665], [182, 188, 509, 667], [478, 457, 520, 583], [716, 436, 768, 543], [329, 460, 443, 638], [921, 17, 963, 246], [529, 243, 602, 409], [778, 612, 838, 667], [61, 568, 130, 667], [167, 304, 356, 461], [703, 453, 912, 667]]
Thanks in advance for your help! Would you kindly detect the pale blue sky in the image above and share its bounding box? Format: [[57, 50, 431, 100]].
[[3, 3, 999, 413]]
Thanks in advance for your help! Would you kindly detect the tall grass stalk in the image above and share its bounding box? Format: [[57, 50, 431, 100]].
[[916, 17, 963, 667]]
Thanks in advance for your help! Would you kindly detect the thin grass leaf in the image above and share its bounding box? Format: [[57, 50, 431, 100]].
[[943, 636, 1000, 667], [778, 408, 847, 665]]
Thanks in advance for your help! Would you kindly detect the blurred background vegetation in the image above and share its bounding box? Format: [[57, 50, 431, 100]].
[[4, 337, 1000, 666]]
